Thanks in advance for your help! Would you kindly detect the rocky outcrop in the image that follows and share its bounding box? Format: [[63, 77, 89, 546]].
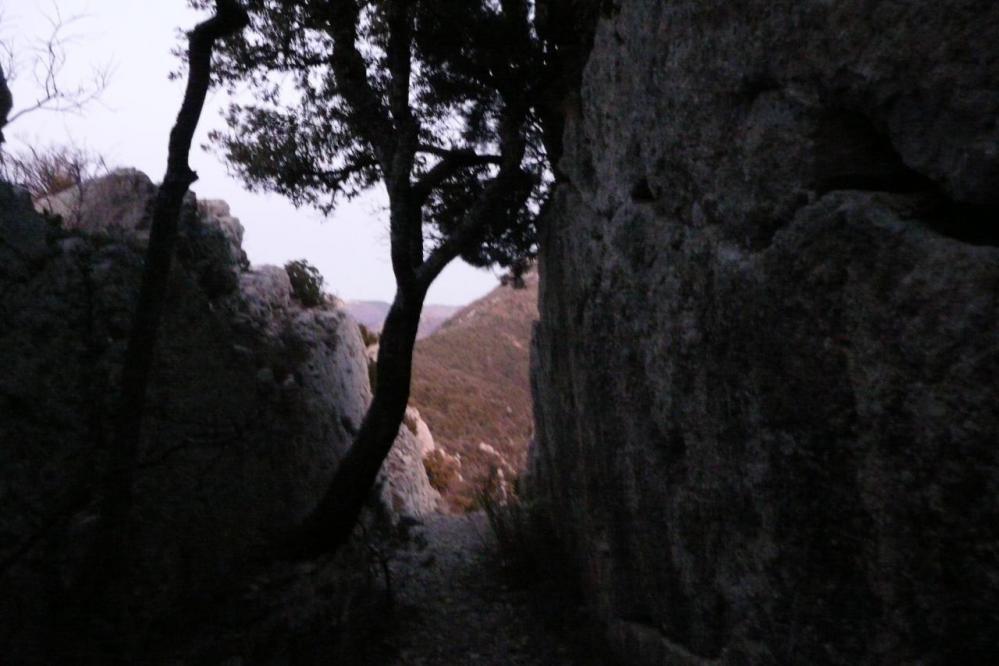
[[0, 171, 436, 662], [378, 406, 443, 518], [529, 2, 999, 663]]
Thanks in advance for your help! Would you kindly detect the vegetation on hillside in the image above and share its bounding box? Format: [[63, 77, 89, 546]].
[[410, 273, 538, 510]]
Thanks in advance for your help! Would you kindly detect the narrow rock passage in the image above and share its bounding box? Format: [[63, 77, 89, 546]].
[[360, 513, 587, 666]]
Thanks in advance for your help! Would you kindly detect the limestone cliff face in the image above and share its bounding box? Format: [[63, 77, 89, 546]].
[[529, 2, 999, 663], [0, 172, 436, 661]]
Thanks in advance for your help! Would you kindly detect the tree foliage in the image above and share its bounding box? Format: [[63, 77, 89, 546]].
[[285, 258, 326, 307], [191, 0, 550, 272]]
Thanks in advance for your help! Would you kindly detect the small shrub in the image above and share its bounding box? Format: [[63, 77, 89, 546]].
[[478, 479, 615, 664], [358, 323, 380, 347], [284, 259, 325, 307], [423, 449, 461, 493], [477, 471, 564, 583], [0, 144, 108, 201]]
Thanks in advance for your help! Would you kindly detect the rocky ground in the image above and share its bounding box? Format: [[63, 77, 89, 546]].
[[349, 513, 603, 666]]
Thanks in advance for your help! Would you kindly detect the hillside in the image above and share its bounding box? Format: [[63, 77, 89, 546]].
[[409, 272, 539, 511], [344, 300, 461, 339]]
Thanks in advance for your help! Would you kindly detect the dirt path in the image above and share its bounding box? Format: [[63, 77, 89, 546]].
[[357, 512, 587, 666]]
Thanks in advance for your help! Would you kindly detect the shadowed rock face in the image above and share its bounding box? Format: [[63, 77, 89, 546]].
[[529, 2, 999, 663], [0, 172, 437, 662]]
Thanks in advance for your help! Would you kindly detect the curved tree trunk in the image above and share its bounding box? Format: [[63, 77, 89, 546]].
[[293, 284, 427, 557], [60, 3, 248, 659], [88, 0, 247, 579]]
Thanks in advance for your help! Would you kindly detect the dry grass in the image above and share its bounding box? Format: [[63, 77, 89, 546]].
[[477, 484, 619, 666], [422, 449, 461, 493]]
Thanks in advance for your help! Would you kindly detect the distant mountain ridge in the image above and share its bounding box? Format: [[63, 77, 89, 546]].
[[344, 300, 461, 340]]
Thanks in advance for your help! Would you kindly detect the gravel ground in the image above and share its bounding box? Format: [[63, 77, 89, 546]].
[[349, 512, 589, 666]]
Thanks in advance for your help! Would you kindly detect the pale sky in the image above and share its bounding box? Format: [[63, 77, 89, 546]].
[[1, 0, 500, 305]]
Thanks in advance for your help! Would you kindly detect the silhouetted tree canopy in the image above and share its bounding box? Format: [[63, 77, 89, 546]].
[[191, 0, 551, 272]]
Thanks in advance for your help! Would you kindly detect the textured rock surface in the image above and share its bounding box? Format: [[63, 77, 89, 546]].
[[378, 407, 443, 518], [35, 167, 159, 233], [0, 172, 435, 661], [529, 1, 999, 663]]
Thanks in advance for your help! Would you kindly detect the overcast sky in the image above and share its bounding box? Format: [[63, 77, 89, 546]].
[[2, 0, 500, 305]]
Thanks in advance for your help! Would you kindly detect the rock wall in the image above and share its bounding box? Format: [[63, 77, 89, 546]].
[[529, 2, 999, 663], [0, 172, 437, 662]]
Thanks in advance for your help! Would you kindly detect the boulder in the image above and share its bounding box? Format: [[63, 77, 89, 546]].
[[35, 167, 158, 233], [404, 406, 437, 457], [378, 407, 443, 518], [529, 1, 999, 663], [0, 171, 435, 662]]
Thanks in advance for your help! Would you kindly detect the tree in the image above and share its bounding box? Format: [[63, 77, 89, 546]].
[[65, 1, 249, 652], [196, 0, 553, 556], [0, 7, 111, 147]]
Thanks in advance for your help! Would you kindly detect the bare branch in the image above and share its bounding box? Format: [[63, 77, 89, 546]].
[[412, 146, 503, 204], [0, 142, 109, 201], [0, 7, 112, 138], [416, 108, 530, 289]]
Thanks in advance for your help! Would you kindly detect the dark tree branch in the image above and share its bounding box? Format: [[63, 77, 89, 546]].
[[307, 158, 378, 187], [0, 63, 12, 145], [0, 10, 112, 137], [417, 144, 502, 160], [288, 283, 426, 558], [384, 0, 423, 285], [417, 108, 529, 289], [411, 147, 502, 204], [386, 0, 414, 139], [313, 1, 424, 287], [321, 0, 396, 169]]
